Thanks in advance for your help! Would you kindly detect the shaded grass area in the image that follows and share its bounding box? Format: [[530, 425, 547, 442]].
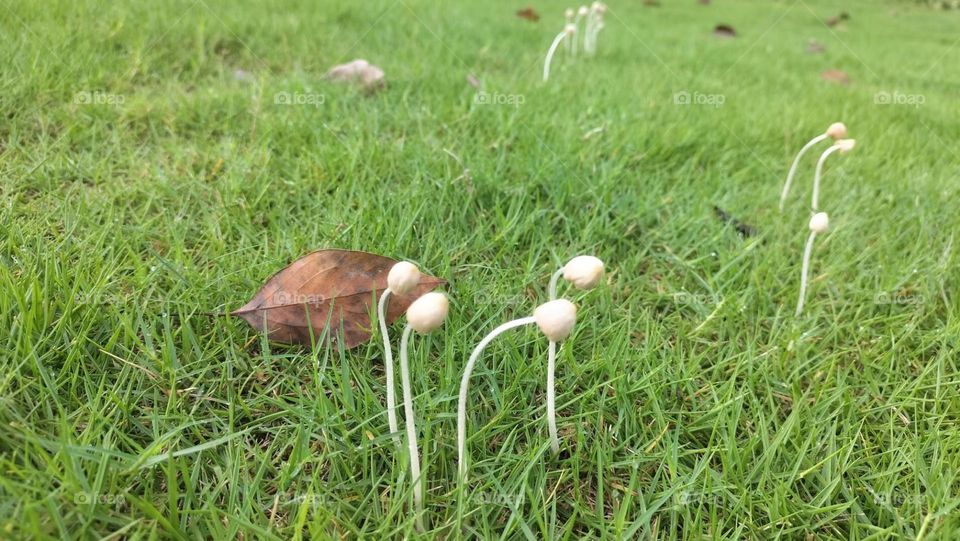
[[2, 0, 959, 538]]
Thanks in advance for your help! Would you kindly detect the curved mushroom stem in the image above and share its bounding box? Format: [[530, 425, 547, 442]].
[[543, 31, 569, 82], [812, 144, 842, 212], [377, 289, 399, 439], [795, 231, 818, 316], [546, 340, 560, 454], [457, 316, 537, 482], [779, 133, 828, 212], [572, 14, 584, 56], [548, 268, 564, 301], [399, 325, 425, 530]]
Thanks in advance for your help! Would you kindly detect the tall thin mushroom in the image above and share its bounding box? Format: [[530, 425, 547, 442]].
[[572, 6, 589, 56], [378, 261, 421, 438], [545, 255, 603, 453], [779, 122, 847, 211], [585, 2, 607, 55], [398, 292, 449, 530], [544, 24, 577, 82], [796, 212, 829, 316], [457, 299, 577, 482]]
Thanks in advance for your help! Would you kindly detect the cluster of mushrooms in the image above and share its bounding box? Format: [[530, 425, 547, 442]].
[[779, 122, 856, 315], [543, 2, 608, 82], [376, 255, 604, 526]]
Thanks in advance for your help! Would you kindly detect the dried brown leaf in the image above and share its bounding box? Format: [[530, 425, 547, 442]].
[[805, 39, 825, 54], [713, 24, 736, 38], [516, 7, 540, 22], [821, 69, 851, 85], [232, 249, 446, 349]]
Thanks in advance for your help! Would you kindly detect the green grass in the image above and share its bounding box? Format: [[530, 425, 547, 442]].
[[2, 0, 960, 538]]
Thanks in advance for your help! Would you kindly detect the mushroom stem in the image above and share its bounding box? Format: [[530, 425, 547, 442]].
[[572, 13, 584, 56], [377, 289, 400, 439], [546, 340, 560, 454], [457, 316, 537, 482], [399, 324, 425, 530], [779, 133, 828, 211], [795, 231, 818, 316], [548, 268, 564, 300], [812, 144, 842, 211], [582, 13, 592, 54], [591, 21, 605, 54], [543, 30, 569, 83], [545, 267, 565, 454]]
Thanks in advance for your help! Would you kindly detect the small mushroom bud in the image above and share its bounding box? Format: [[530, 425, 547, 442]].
[[387, 261, 420, 295], [826, 122, 847, 140], [534, 299, 578, 342], [563, 255, 605, 290], [809, 212, 829, 233], [835, 138, 856, 153], [406, 292, 449, 334]]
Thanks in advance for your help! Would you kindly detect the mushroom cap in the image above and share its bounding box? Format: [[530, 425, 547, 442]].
[[563, 255, 605, 290], [578, 5, 589, 15], [809, 212, 829, 233], [565, 8, 575, 18], [406, 292, 449, 334], [826, 122, 847, 139], [326, 59, 370, 81], [387, 261, 421, 295], [564, 23, 577, 35], [534, 299, 578, 342], [835, 139, 856, 153]]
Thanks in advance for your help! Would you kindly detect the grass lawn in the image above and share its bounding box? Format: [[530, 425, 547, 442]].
[[2, 0, 960, 538]]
